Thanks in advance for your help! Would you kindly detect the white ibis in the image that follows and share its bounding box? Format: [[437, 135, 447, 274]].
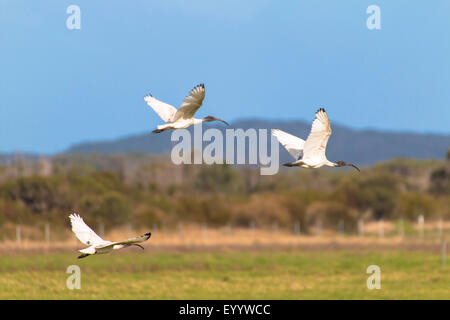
[[144, 84, 229, 133], [69, 213, 151, 259], [272, 108, 360, 171]]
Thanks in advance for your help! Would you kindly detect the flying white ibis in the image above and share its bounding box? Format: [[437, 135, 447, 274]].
[[69, 213, 151, 259], [144, 84, 229, 133], [272, 108, 360, 171]]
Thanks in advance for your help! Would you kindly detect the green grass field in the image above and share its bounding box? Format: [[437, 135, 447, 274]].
[[0, 249, 448, 299]]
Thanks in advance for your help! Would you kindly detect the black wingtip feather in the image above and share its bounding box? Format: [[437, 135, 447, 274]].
[[283, 162, 295, 167]]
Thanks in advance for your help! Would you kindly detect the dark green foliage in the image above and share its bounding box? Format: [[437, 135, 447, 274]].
[[306, 201, 358, 231], [193, 164, 242, 193], [334, 174, 398, 220], [429, 167, 450, 195], [3, 176, 64, 215], [175, 195, 230, 226], [397, 193, 436, 220]]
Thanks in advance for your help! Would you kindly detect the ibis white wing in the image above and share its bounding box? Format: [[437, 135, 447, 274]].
[[271, 129, 305, 160], [96, 233, 151, 250], [69, 213, 107, 246], [172, 84, 205, 121], [302, 108, 332, 161], [144, 94, 177, 123]]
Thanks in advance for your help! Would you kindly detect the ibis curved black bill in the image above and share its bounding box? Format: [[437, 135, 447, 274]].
[[203, 116, 229, 126]]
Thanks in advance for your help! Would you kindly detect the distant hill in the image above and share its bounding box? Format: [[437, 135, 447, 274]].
[[0, 152, 40, 164], [66, 119, 450, 165]]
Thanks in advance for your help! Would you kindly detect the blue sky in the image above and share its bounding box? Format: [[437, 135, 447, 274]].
[[1, 1, 449, 154]]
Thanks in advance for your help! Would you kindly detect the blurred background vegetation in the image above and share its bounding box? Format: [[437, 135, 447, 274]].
[[0, 149, 448, 240]]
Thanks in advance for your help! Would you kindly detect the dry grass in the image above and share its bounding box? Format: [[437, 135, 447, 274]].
[[0, 223, 447, 255], [0, 224, 448, 299]]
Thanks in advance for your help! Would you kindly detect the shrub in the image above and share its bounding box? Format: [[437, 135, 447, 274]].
[[306, 201, 358, 232], [397, 192, 437, 220]]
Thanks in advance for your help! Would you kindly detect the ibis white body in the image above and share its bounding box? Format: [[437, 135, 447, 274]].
[[78, 243, 131, 255], [69, 214, 151, 259], [144, 84, 228, 133], [272, 108, 360, 171], [156, 117, 204, 131]]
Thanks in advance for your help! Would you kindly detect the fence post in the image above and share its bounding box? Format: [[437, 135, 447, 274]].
[[399, 219, 404, 238], [378, 220, 384, 238], [317, 220, 323, 236], [294, 221, 300, 236], [99, 222, 105, 238], [443, 240, 447, 268], [125, 224, 132, 237], [177, 223, 183, 239], [16, 225, 21, 244], [358, 219, 364, 236], [226, 223, 232, 235], [202, 223, 208, 239], [45, 223, 50, 243], [418, 215, 424, 238], [250, 221, 255, 237], [272, 222, 278, 234], [438, 218, 443, 239], [338, 220, 344, 236]]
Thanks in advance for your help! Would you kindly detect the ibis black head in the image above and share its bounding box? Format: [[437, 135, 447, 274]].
[[202, 116, 229, 126], [335, 161, 360, 172]]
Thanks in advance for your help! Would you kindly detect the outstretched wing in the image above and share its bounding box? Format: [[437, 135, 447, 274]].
[[96, 233, 151, 249], [271, 129, 305, 160], [69, 213, 106, 246], [302, 108, 332, 161], [172, 84, 205, 121], [144, 94, 178, 123]]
